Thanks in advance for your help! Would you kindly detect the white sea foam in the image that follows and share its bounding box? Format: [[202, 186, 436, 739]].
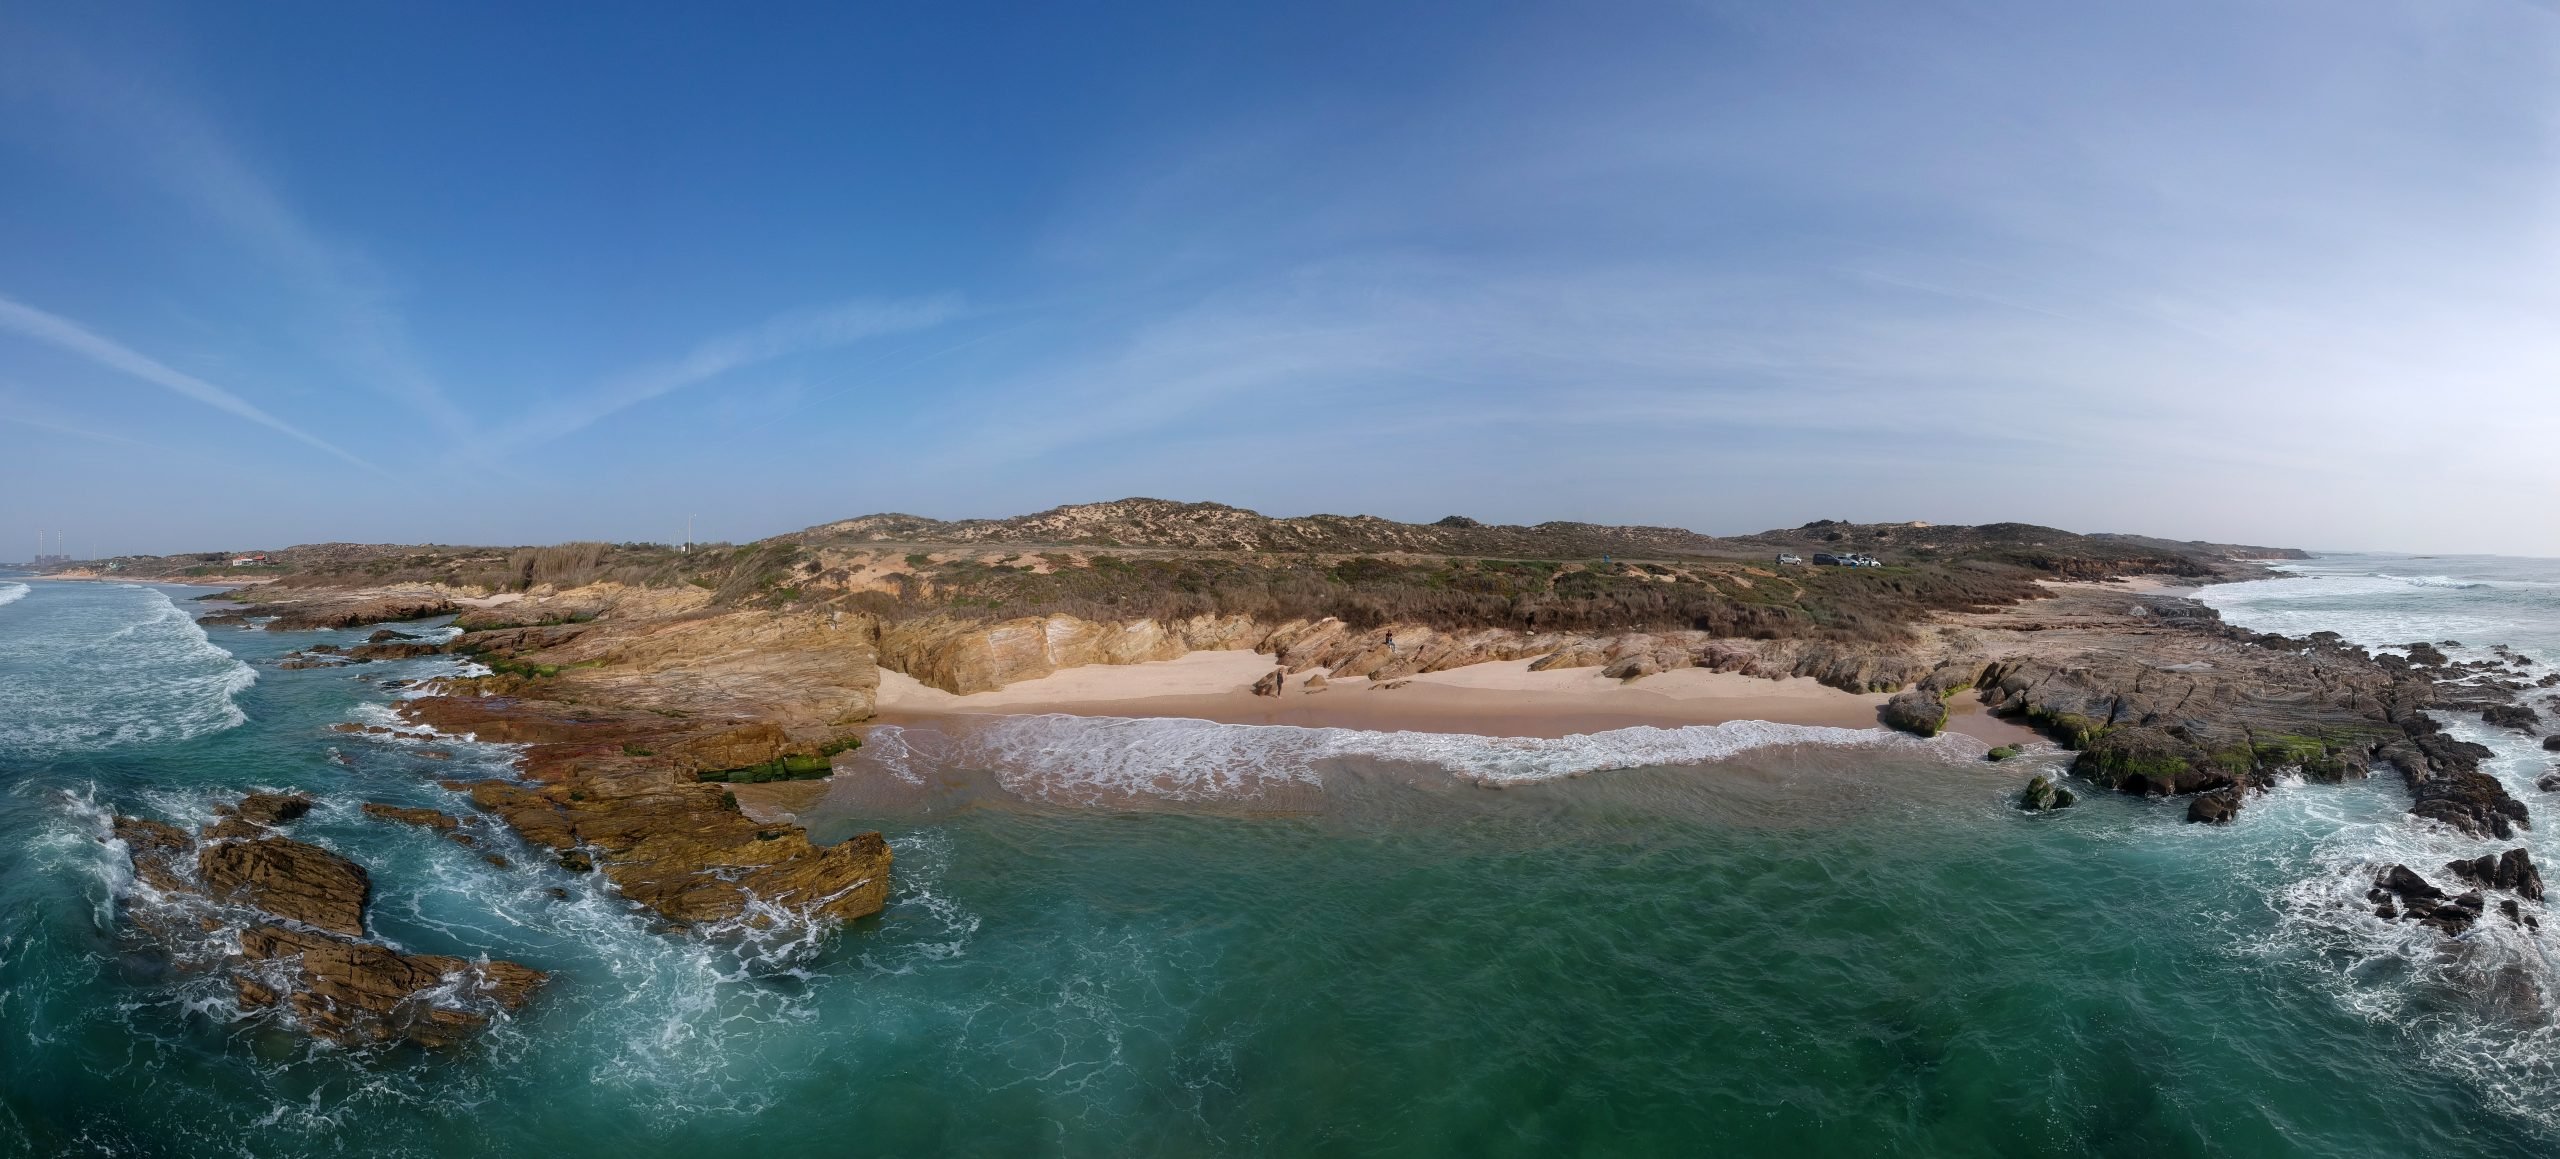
[[0, 585, 257, 758], [855, 713, 1957, 805], [0, 581, 27, 609], [2208, 553, 2560, 1129]]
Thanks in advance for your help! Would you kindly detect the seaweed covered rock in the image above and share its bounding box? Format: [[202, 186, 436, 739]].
[[2018, 775, 2076, 812], [1880, 688, 1947, 737]]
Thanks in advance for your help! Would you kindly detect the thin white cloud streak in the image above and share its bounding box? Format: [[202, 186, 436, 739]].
[[0, 409, 158, 450], [498, 296, 964, 448], [0, 295, 372, 469], [2, 38, 467, 436]]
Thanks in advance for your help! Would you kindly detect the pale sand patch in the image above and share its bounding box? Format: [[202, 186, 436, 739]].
[[875, 651, 2040, 746], [2039, 575, 2199, 596]]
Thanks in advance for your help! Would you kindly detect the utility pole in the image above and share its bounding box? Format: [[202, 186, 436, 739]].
[[685, 515, 693, 554]]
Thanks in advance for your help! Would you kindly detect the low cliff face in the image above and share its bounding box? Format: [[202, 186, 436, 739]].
[[875, 613, 1267, 693]]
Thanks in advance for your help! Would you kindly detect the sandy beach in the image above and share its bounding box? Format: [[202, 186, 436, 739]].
[[875, 649, 2039, 745]]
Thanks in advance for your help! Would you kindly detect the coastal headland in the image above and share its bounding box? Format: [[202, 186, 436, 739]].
[[59, 499, 2558, 1043]]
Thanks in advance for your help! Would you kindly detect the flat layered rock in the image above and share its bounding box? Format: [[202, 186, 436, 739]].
[[109, 795, 545, 1047], [198, 835, 371, 937], [236, 925, 546, 1049], [460, 779, 891, 927]]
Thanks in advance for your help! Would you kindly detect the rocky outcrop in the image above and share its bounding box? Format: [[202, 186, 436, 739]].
[[2186, 790, 2240, 825], [2372, 864, 2478, 934], [2017, 775, 2076, 811], [259, 594, 458, 632], [235, 925, 546, 1049], [398, 689, 892, 931], [198, 835, 371, 937], [2483, 704, 2541, 731], [2371, 857, 2542, 936], [1251, 668, 1285, 697], [2446, 847, 2545, 902], [107, 795, 545, 1048], [1880, 688, 1947, 737], [362, 802, 461, 830], [457, 778, 890, 927]]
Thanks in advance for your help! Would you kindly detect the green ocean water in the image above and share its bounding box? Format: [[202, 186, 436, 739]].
[[3, 567, 2559, 1156]]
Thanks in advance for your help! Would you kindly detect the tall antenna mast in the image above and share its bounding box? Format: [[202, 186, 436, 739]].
[[685, 515, 693, 554]]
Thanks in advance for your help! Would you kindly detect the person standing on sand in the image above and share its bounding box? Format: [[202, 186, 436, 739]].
[[1385, 631, 1396, 655]]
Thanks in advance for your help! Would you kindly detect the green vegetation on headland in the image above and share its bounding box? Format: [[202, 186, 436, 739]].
[[104, 499, 2294, 650]]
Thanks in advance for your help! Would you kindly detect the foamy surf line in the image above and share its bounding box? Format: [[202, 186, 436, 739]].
[[0, 581, 27, 608], [858, 713, 1963, 802]]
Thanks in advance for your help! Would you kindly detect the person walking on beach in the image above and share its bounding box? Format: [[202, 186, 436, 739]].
[[1385, 631, 1396, 655]]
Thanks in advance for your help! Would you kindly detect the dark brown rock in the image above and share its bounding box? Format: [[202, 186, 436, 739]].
[[262, 595, 458, 632], [234, 792, 313, 826], [198, 836, 371, 937], [235, 925, 546, 1049], [1251, 668, 1285, 697], [2186, 790, 2241, 825], [361, 802, 461, 830]]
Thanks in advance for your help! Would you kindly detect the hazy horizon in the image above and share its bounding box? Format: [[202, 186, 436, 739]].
[[6, 2, 2558, 556]]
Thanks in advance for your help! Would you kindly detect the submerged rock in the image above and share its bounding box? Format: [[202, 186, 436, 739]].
[[2018, 775, 2076, 812], [361, 802, 461, 830]]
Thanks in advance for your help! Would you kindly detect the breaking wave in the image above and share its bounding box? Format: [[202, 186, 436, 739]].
[[0, 585, 255, 758], [853, 713, 1959, 805], [0, 581, 27, 609], [2209, 553, 2560, 1129]]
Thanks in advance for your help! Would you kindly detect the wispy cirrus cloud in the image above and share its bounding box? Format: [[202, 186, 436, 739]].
[[0, 295, 372, 469], [0, 34, 467, 437], [497, 296, 965, 449]]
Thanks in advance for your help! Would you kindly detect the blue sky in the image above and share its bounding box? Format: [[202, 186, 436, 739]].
[[3, 1, 2557, 557]]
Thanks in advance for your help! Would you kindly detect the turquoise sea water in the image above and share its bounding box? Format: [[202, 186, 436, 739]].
[[2, 559, 2559, 1156]]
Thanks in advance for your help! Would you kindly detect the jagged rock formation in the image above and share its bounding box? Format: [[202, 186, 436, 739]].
[[108, 796, 545, 1048], [2372, 856, 2542, 935], [235, 925, 546, 1049]]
